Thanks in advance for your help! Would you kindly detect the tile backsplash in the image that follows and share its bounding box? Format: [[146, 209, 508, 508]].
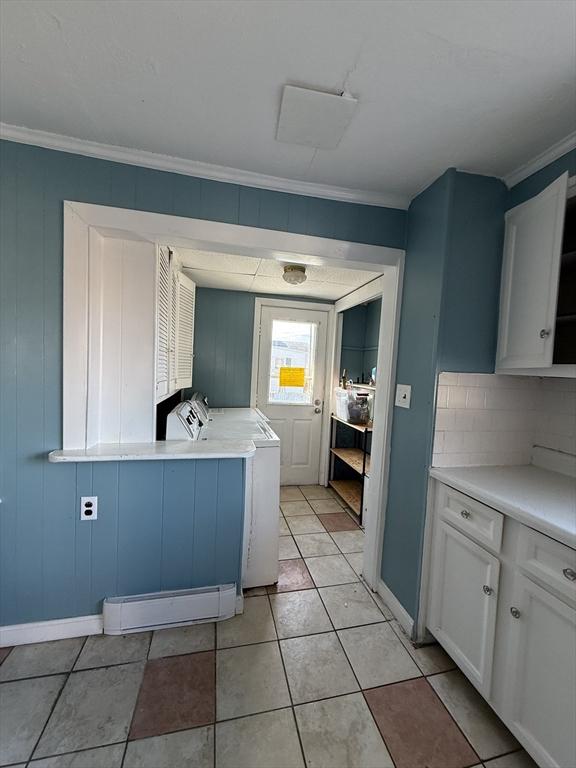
[[433, 373, 576, 468]]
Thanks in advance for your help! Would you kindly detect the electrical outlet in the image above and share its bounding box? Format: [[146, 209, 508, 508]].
[[395, 384, 412, 409], [80, 496, 98, 521]]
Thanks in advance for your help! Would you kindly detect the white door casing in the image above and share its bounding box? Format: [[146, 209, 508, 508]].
[[496, 172, 567, 370], [254, 301, 330, 485]]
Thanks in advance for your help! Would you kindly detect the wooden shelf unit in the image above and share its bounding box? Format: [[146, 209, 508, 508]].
[[329, 414, 372, 525], [329, 479, 362, 516]]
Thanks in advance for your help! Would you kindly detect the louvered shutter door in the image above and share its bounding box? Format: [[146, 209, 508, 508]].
[[155, 247, 171, 400], [175, 272, 195, 389]]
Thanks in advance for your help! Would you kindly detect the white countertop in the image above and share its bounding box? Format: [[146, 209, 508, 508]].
[[48, 439, 256, 463], [430, 464, 576, 549]]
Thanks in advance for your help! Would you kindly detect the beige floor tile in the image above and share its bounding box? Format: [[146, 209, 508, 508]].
[[330, 530, 364, 553], [279, 517, 291, 536], [279, 536, 300, 560], [124, 726, 213, 768], [308, 498, 345, 515], [216, 708, 304, 768], [217, 595, 276, 649], [305, 554, 359, 587], [389, 620, 456, 676], [216, 642, 290, 720], [484, 750, 539, 768], [344, 552, 363, 575], [0, 638, 84, 681], [75, 632, 150, 670], [270, 590, 332, 639], [30, 744, 125, 767], [148, 623, 215, 659], [0, 675, 65, 765], [35, 663, 144, 758], [294, 533, 339, 558], [281, 500, 314, 517], [319, 582, 385, 629], [287, 515, 325, 535], [280, 632, 359, 704], [338, 623, 421, 688], [280, 486, 305, 502], [295, 693, 394, 768], [299, 485, 333, 500], [429, 670, 520, 760]]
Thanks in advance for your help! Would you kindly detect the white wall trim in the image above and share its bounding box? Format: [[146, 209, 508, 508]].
[[377, 579, 414, 636], [0, 122, 409, 210], [503, 131, 576, 188], [0, 615, 103, 647]]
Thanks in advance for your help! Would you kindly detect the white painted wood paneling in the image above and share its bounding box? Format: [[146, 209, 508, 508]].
[[496, 172, 567, 370]]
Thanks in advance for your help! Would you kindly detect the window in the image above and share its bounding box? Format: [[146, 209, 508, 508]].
[[268, 319, 317, 404]]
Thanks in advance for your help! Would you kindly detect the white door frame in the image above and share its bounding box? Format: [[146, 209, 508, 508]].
[[250, 297, 336, 485], [331, 266, 404, 600]]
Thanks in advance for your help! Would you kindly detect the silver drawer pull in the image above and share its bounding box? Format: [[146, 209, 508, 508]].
[[460, 509, 471, 519], [562, 568, 576, 582], [483, 585, 493, 596], [510, 606, 521, 619]]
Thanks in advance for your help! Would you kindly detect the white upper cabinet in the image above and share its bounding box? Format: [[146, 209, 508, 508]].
[[173, 271, 196, 391], [496, 172, 568, 371]]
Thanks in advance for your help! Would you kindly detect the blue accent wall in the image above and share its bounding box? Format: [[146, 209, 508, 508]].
[[0, 139, 406, 626], [380, 169, 507, 618], [506, 148, 576, 210], [340, 299, 382, 383]]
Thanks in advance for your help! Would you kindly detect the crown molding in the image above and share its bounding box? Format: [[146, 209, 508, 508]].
[[503, 131, 576, 188], [0, 122, 409, 210]]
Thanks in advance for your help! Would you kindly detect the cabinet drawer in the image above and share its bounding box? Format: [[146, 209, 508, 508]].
[[438, 485, 503, 553], [517, 526, 576, 605]]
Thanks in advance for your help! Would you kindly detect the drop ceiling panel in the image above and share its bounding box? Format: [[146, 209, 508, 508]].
[[182, 269, 255, 292], [250, 275, 350, 300], [255, 260, 381, 286], [276, 85, 358, 149], [179, 250, 261, 274]]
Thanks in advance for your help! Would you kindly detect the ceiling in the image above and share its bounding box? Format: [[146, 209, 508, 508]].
[[177, 249, 382, 300], [1, 0, 575, 205]]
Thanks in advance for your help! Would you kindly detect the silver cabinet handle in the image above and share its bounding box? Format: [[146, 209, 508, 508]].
[[483, 585, 493, 595], [562, 568, 576, 582], [539, 328, 551, 339], [460, 509, 471, 519], [510, 607, 521, 619]]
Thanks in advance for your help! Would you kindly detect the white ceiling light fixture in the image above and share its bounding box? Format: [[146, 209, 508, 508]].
[[276, 85, 358, 149], [282, 264, 307, 285]]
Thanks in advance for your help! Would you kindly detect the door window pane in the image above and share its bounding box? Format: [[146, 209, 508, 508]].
[[268, 320, 317, 404]]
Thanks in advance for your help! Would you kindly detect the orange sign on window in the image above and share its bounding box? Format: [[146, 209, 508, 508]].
[[279, 366, 305, 387]]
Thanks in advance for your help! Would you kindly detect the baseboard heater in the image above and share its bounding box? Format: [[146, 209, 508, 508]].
[[103, 584, 236, 635]]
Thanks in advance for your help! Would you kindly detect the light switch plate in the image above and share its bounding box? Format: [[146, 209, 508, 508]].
[[395, 384, 412, 409]]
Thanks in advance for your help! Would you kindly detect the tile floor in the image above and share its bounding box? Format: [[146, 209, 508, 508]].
[[0, 485, 538, 768]]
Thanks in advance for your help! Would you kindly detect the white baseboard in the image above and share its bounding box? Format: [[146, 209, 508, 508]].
[[377, 579, 414, 637], [0, 615, 103, 647]]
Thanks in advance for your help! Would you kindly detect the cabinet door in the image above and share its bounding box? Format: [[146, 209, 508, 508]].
[[173, 271, 196, 390], [155, 246, 171, 401], [496, 172, 567, 370], [503, 573, 576, 768], [428, 520, 500, 695]]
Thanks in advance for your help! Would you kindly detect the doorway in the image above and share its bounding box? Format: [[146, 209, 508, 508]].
[[251, 299, 333, 486]]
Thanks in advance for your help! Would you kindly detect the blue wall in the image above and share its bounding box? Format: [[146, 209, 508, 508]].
[[340, 299, 382, 382], [0, 139, 406, 626], [380, 169, 507, 617]]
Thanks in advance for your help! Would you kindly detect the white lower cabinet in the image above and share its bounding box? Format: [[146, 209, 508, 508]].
[[502, 573, 576, 768], [427, 481, 576, 768], [428, 520, 499, 696]]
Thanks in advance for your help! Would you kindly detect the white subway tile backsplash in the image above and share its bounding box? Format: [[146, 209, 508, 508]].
[[433, 372, 575, 469]]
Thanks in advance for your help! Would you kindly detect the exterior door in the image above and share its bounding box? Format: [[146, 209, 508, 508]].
[[255, 304, 328, 485], [428, 520, 500, 696]]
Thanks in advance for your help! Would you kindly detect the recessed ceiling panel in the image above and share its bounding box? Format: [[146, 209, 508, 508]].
[[276, 85, 358, 149], [178, 249, 261, 274], [182, 269, 255, 291], [256, 259, 381, 286], [250, 275, 351, 300]]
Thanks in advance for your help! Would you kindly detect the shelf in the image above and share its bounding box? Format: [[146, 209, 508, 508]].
[[349, 383, 376, 391], [331, 448, 371, 476], [330, 414, 373, 433], [329, 479, 362, 516]]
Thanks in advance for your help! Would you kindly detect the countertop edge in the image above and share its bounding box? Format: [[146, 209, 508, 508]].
[[48, 440, 257, 462], [429, 466, 576, 550]]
